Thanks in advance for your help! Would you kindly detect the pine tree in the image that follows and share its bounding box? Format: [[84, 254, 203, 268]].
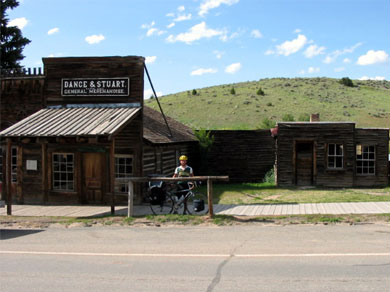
[[230, 87, 236, 95], [0, 0, 31, 69]]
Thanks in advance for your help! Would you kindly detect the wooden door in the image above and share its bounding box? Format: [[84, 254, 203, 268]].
[[295, 142, 314, 186], [82, 153, 105, 204]]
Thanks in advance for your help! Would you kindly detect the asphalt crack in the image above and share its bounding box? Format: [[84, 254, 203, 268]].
[[205, 236, 252, 292]]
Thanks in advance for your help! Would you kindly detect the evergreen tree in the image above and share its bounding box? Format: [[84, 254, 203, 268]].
[[230, 87, 236, 95], [256, 87, 265, 96], [192, 89, 197, 95], [0, 0, 31, 69]]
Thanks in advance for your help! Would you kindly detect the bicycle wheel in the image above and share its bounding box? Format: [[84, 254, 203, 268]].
[[150, 195, 174, 215], [184, 191, 209, 215]]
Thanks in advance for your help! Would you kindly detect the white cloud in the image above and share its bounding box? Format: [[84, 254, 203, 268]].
[[8, 17, 28, 29], [298, 69, 305, 75], [167, 22, 175, 29], [213, 50, 224, 59], [308, 67, 320, 73], [199, 0, 239, 16], [178, 5, 185, 12], [174, 13, 192, 22], [323, 42, 362, 64], [144, 89, 163, 99], [141, 21, 155, 29], [85, 34, 105, 44], [166, 22, 225, 44], [225, 62, 241, 74], [357, 50, 389, 65], [304, 44, 326, 58], [142, 21, 166, 37], [334, 67, 345, 72], [145, 56, 157, 64], [166, 13, 175, 17], [47, 53, 63, 58], [251, 29, 263, 39], [191, 68, 218, 76], [294, 28, 302, 33], [265, 49, 275, 55], [343, 58, 351, 64], [359, 76, 386, 81], [275, 34, 307, 56], [47, 27, 59, 35]]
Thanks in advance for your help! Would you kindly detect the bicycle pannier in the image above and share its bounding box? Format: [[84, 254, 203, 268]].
[[193, 199, 205, 212], [150, 187, 166, 205]]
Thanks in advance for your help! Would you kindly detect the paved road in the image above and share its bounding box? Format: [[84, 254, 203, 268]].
[[1, 224, 389, 292], [1, 201, 390, 217]]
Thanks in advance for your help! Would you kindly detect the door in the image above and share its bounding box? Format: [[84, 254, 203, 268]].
[[82, 153, 105, 204], [295, 142, 314, 186]]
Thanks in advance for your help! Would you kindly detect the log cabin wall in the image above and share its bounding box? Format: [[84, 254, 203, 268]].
[[277, 123, 356, 187], [143, 143, 197, 177], [205, 130, 276, 182], [354, 128, 389, 187], [43, 56, 144, 106]]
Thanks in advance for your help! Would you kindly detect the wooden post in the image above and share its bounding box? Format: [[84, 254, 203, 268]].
[[128, 181, 134, 217], [17, 145, 23, 203], [6, 138, 12, 215], [110, 139, 115, 215], [207, 177, 214, 218], [41, 143, 48, 203]]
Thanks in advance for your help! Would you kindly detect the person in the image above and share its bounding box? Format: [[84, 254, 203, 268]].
[[173, 155, 194, 196]]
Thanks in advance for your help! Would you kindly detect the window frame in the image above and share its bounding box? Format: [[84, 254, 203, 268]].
[[356, 144, 376, 176], [327, 143, 344, 170], [114, 154, 134, 193], [52, 153, 75, 192]]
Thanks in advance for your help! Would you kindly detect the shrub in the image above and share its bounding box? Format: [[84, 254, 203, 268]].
[[256, 87, 265, 96], [282, 113, 295, 121], [263, 168, 275, 184], [298, 113, 310, 121], [192, 89, 197, 95], [259, 117, 276, 129], [230, 87, 236, 95], [266, 102, 273, 106], [339, 77, 354, 87]]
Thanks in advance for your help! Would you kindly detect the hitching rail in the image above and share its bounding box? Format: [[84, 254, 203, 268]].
[[115, 176, 229, 218]]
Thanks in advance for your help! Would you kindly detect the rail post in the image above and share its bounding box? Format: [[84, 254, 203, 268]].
[[128, 181, 134, 217]]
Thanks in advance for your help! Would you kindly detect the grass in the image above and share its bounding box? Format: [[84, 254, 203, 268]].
[[198, 183, 390, 205], [145, 78, 390, 129]]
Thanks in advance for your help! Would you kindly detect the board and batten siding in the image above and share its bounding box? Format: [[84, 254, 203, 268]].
[[205, 130, 276, 182]]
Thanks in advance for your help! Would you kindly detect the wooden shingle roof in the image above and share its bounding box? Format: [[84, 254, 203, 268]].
[[143, 107, 197, 144]]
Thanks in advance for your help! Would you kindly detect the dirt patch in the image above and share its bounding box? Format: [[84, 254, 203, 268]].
[[1, 214, 389, 229]]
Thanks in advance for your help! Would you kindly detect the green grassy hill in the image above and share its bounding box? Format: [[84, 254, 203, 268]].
[[145, 78, 390, 129]]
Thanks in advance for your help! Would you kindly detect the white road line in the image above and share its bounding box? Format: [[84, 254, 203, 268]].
[[1, 250, 389, 258]]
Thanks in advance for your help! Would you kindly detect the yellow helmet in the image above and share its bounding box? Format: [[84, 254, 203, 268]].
[[179, 155, 188, 161]]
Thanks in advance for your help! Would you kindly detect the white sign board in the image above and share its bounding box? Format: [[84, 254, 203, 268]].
[[26, 160, 38, 171]]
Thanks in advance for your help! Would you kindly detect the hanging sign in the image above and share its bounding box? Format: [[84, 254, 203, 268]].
[[61, 78, 129, 96]]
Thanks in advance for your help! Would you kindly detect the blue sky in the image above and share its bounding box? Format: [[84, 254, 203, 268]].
[[6, 0, 390, 97]]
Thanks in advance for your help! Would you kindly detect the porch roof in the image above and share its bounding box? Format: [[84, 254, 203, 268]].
[[0, 104, 141, 137]]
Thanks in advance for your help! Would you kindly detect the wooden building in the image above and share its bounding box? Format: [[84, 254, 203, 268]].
[[276, 120, 389, 187], [0, 56, 197, 205]]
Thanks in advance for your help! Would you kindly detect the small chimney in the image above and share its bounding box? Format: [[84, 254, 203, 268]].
[[310, 113, 320, 122]]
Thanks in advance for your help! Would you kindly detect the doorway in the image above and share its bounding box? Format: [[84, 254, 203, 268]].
[[82, 153, 105, 204], [295, 142, 314, 186]]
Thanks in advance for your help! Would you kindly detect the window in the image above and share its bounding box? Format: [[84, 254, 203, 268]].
[[11, 147, 17, 182], [115, 155, 133, 193], [328, 144, 343, 169], [356, 145, 375, 175], [52, 153, 74, 191]]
